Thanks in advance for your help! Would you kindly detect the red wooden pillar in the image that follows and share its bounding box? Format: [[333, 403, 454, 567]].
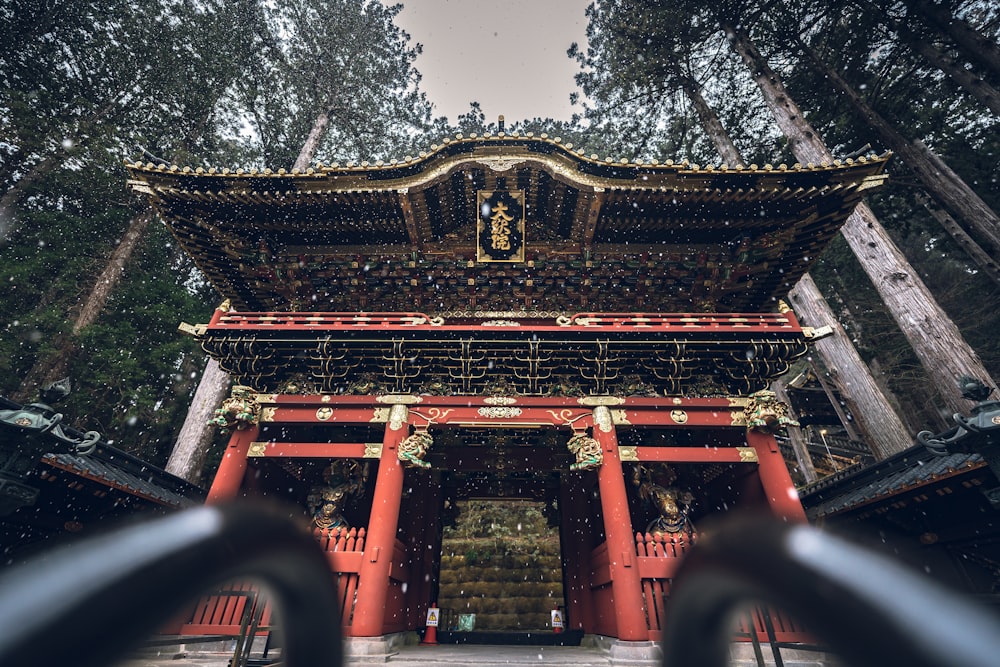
[[206, 426, 258, 503], [592, 406, 649, 641], [746, 428, 808, 522], [351, 404, 409, 636], [559, 472, 594, 633]]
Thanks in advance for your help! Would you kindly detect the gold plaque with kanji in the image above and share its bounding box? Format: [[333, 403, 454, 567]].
[[477, 190, 525, 263]]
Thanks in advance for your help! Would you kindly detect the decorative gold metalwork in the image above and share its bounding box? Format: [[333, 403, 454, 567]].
[[731, 411, 748, 427], [728, 397, 750, 408], [217, 299, 232, 312], [376, 394, 424, 405], [777, 300, 791, 314], [743, 389, 799, 433], [316, 407, 333, 421], [737, 447, 759, 463], [255, 394, 278, 404], [592, 405, 614, 433], [477, 406, 523, 419], [618, 446, 639, 462], [370, 407, 391, 423], [388, 404, 408, 431], [546, 408, 576, 424], [177, 322, 206, 336], [398, 431, 434, 469], [475, 156, 526, 172], [670, 410, 688, 424], [672, 398, 683, 405], [321, 395, 332, 403], [477, 189, 525, 263], [248, 442, 268, 458], [418, 377, 453, 396], [363, 442, 383, 458], [802, 325, 834, 341], [279, 374, 318, 395], [210, 385, 261, 433], [424, 407, 454, 422], [484, 396, 518, 405], [611, 409, 632, 425], [259, 407, 277, 422], [578, 396, 626, 406], [612, 375, 660, 397], [567, 433, 603, 471]]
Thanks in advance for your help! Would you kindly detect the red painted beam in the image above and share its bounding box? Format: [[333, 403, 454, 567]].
[[247, 442, 375, 458], [632, 446, 758, 464]]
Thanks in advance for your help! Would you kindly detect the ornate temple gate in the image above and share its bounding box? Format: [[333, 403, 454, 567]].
[[199, 388, 806, 641], [125, 132, 890, 647]]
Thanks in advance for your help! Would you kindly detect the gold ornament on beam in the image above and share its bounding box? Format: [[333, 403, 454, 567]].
[[743, 389, 799, 433], [398, 430, 434, 469], [567, 432, 603, 471], [209, 385, 260, 433]]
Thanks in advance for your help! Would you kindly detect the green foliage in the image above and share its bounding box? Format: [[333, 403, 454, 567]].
[[0, 0, 448, 471], [574, 0, 1000, 429]]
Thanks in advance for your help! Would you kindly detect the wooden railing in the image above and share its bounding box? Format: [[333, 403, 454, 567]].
[[636, 531, 695, 639], [635, 531, 811, 643], [314, 527, 366, 632], [176, 526, 366, 636], [180, 583, 271, 636]]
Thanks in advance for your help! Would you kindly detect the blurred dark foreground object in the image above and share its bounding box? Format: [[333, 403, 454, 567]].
[[2, 506, 999, 667], [0, 503, 342, 667], [662, 516, 1000, 667]]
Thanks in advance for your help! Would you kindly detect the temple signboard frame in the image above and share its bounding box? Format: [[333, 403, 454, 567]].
[[477, 189, 525, 263]]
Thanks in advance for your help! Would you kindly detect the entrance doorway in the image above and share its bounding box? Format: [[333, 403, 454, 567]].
[[437, 499, 565, 637]]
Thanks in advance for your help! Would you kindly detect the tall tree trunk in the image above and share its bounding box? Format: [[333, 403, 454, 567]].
[[797, 36, 1000, 265], [14, 209, 156, 401], [168, 109, 331, 483], [165, 357, 230, 484], [788, 275, 912, 457], [294, 108, 332, 171], [896, 21, 1000, 116], [682, 77, 913, 457], [725, 21, 998, 416], [902, 0, 1000, 80], [681, 77, 743, 165]]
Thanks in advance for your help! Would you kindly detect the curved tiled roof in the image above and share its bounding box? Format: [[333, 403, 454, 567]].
[[127, 135, 890, 314], [801, 445, 986, 519]]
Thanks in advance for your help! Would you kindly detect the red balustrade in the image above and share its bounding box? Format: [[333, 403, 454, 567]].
[[634, 531, 812, 643]]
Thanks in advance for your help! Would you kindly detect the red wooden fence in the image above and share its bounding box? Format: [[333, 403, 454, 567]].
[[176, 527, 365, 637], [634, 531, 812, 643]]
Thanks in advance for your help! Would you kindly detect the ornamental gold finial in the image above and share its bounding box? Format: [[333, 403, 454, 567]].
[[777, 300, 791, 314], [217, 299, 232, 312]]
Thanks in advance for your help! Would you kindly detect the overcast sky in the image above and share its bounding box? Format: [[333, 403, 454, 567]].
[[387, 0, 592, 124]]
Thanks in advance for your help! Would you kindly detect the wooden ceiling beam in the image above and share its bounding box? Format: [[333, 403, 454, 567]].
[[397, 189, 422, 252], [582, 188, 605, 250]]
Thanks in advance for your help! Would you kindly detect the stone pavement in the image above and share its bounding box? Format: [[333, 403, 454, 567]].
[[120, 644, 613, 667], [118, 640, 835, 667]]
